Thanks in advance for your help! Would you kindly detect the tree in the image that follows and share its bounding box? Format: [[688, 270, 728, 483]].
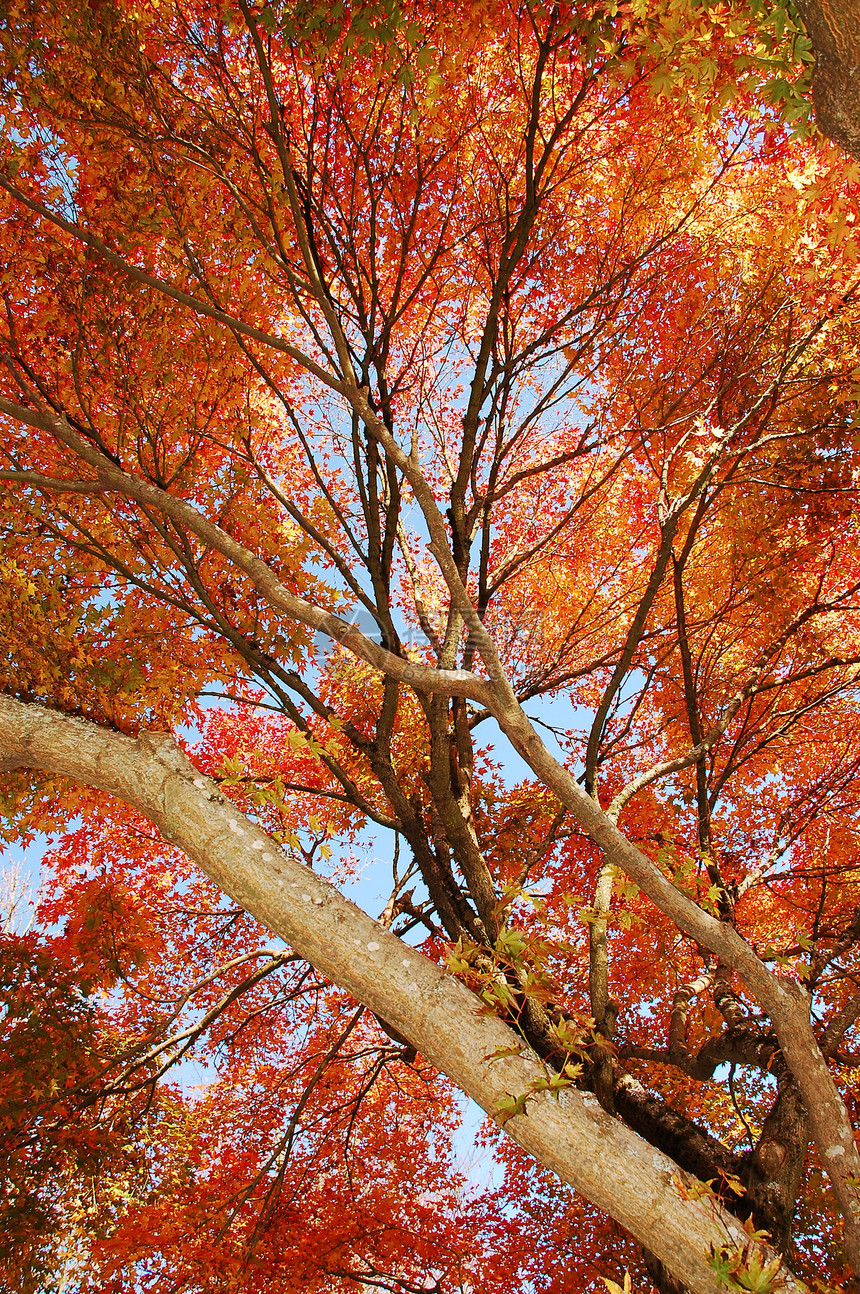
[[0, 1, 859, 1290]]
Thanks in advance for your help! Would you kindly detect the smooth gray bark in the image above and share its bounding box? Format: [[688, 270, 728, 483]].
[[0, 694, 806, 1294]]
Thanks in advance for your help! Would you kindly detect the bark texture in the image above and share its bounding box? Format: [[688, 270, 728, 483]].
[[797, 0, 860, 159], [0, 695, 806, 1294]]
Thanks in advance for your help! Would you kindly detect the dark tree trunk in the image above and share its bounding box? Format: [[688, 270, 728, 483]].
[[796, 0, 860, 159], [745, 1080, 809, 1254]]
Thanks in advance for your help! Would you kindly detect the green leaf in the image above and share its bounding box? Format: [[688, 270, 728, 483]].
[[493, 1091, 530, 1125]]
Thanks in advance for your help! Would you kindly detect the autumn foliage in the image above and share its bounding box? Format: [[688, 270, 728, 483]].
[[1, 0, 860, 1291]]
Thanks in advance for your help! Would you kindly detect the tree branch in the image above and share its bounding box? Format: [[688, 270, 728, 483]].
[[0, 398, 491, 704], [0, 693, 806, 1294]]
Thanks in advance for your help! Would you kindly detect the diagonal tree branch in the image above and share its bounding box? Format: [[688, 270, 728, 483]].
[[0, 692, 806, 1294], [0, 398, 491, 705]]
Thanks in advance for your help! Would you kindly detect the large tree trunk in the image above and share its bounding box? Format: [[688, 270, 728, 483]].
[[0, 694, 806, 1294], [797, 0, 860, 158]]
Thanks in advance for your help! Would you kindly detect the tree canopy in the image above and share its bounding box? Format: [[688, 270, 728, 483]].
[[1, 2, 860, 1291]]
